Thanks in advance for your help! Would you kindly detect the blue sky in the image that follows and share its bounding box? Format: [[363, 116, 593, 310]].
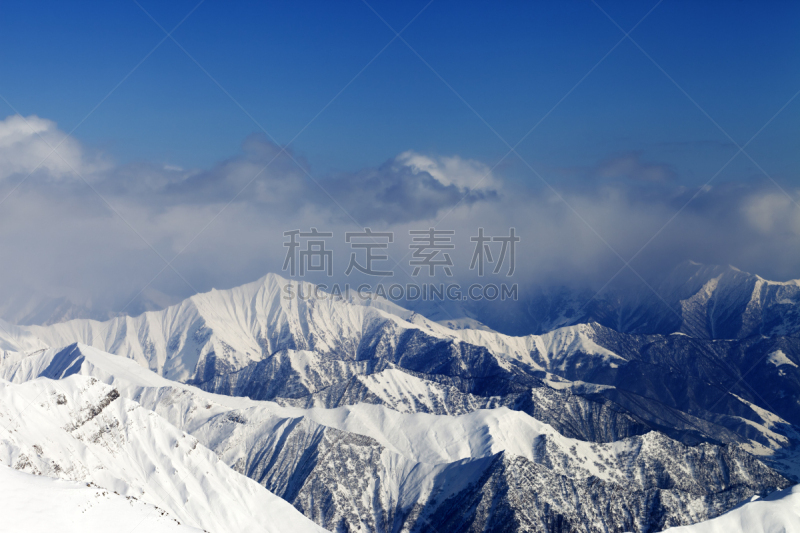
[[2, 0, 797, 181], [0, 1, 798, 308]]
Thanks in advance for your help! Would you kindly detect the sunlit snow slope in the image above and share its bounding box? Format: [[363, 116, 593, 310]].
[[0, 373, 326, 533], [0, 343, 788, 533], [0, 463, 202, 533], [664, 484, 800, 533], [3, 268, 800, 532]]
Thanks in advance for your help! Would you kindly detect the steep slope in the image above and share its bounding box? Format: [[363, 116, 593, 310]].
[[0, 343, 789, 533], [18, 276, 656, 444], [655, 261, 800, 339], [0, 318, 49, 352], [25, 274, 419, 382], [3, 267, 798, 531], [506, 261, 800, 339], [597, 261, 800, 339], [14, 272, 800, 455], [664, 484, 800, 533], [0, 463, 202, 533], [438, 320, 800, 453], [0, 373, 326, 533]]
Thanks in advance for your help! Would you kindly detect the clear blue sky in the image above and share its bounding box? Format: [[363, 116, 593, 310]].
[[1, 0, 799, 307], [1, 0, 797, 184]]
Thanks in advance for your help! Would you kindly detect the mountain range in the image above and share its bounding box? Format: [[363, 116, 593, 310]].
[[1, 262, 799, 531], [414, 261, 800, 339]]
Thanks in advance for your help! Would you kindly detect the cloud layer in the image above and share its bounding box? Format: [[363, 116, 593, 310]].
[[0, 113, 798, 317]]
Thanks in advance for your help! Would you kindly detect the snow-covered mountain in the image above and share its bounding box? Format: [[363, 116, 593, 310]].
[[4, 260, 798, 342], [664, 483, 800, 533], [503, 261, 800, 339], [0, 343, 789, 532], [13, 273, 800, 457], [0, 369, 326, 533], [0, 463, 203, 533], [3, 266, 800, 531]]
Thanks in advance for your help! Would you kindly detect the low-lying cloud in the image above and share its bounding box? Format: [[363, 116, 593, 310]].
[[0, 113, 798, 319]]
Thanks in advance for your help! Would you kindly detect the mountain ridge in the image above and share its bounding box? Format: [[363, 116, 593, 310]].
[[3, 265, 800, 531], [1, 342, 789, 532]]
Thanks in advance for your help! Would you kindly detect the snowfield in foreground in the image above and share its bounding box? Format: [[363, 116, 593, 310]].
[[0, 463, 202, 533], [0, 373, 327, 533], [665, 484, 800, 533]]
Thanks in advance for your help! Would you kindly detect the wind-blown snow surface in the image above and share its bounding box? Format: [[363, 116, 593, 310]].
[[0, 371, 326, 533], [0, 344, 789, 532], [0, 463, 202, 533], [664, 484, 800, 533]]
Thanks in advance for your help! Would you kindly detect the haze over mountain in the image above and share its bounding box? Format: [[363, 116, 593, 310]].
[[406, 260, 800, 338], [8, 260, 800, 343]]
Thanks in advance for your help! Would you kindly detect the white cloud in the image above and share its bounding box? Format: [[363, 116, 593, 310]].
[[2, 113, 800, 314], [394, 151, 498, 190], [743, 192, 800, 235], [0, 114, 107, 181]]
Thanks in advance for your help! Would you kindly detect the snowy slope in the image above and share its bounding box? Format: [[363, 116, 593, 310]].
[[21, 270, 791, 394], [0, 373, 326, 533], [664, 484, 800, 533], [0, 318, 49, 352], [11, 273, 800, 459], [0, 344, 750, 474], [0, 343, 788, 532], [0, 274, 675, 393], [24, 274, 430, 382], [655, 261, 800, 339], [23, 272, 594, 382], [0, 463, 202, 533], [5, 270, 800, 530], [0, 345, 624, 470]]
